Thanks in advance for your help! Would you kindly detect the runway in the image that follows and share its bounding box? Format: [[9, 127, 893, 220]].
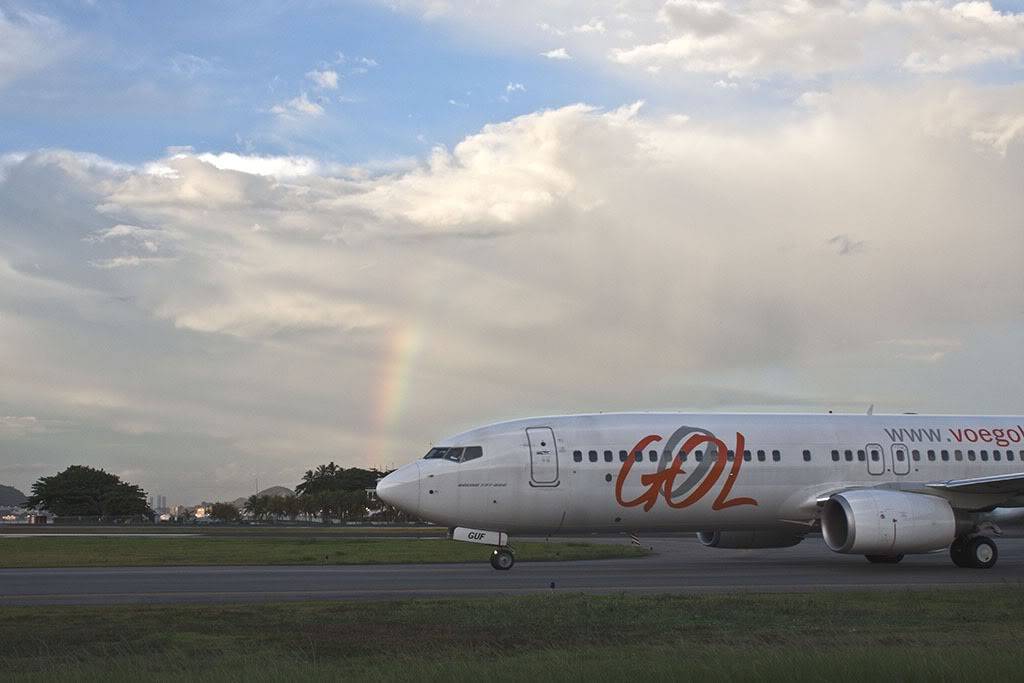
[[2, 536, 1021, 606]]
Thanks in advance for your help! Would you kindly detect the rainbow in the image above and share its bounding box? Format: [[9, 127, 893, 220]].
[[372, 322, 424, 466]]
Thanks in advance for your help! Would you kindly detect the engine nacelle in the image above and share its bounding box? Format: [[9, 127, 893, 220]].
[[821, 490, 955, 555], [697, 530, 805, 549]]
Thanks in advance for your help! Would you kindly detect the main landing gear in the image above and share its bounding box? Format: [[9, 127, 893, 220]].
[[490, 547, 515, 571], [950, 535, 998, 569]]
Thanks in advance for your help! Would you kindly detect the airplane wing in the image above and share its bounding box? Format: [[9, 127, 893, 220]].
[[926, 471, 1024, 496]]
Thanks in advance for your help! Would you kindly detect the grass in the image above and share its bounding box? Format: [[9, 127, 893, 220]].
[[0, 537, 648, 568], [2, 589, 1023, 681]]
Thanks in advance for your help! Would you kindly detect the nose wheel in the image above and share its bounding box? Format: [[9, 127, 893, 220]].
[[490, 547, 515, 571], [950, 535, 998, 569]]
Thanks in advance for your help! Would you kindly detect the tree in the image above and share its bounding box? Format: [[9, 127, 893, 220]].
[[243, 494, 269, 520], [26, 465, 152, 518], [210, 502, 241, 522], [295, 463, 383, 523], [281, 494, 301, 521]]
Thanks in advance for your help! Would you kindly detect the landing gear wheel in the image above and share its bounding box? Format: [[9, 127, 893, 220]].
[[490, 547, 515, 571], [864, 554, 904, 564], [965, 536, 998, 569], [950, 538, 972, 568]]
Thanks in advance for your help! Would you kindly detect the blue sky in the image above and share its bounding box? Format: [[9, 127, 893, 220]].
[[1, 1, 644, 164], [1, 1, 1023, 503]]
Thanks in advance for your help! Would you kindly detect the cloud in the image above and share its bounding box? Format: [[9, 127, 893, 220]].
[[169, 53, 216, 79], [541, 47, 572, 60], [0, 8, 71, 89], [500, 82, 526, 102], [191, 152, 323, 177], [878, 339, 963, 364], [270, 92, 324, 117], [2, 82, 1024, 501], [382, 1, 1024, 85], [827, 234, 867, 256], [611, 1, 1024, 79], [573, 18, 606, 34], [306, 69, 339, 89]]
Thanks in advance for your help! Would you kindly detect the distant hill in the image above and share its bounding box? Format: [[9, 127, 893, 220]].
[[230, 485, 295, 509], [0, 485, 27, 507]]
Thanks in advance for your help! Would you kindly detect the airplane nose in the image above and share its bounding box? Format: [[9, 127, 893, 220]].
[[376, 462, 421, 515]]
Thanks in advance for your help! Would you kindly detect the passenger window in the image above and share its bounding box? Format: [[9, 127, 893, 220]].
[[955, 450, 964, 462], [941, 450, 950, 461], [803, 449, 811, 462], [845, 449, 853, 462], [895, 449, 905, 462], [772, 450, 781, 462], [573, 450, 582, 463], [618, 450, 627, 462], [927, 450, 936, 461], [967, 450, 976, 462], [993, 450, 1002, 461], [680, 451, 688, 462], [461, 446, 483, 462], [695, 450, 703, 462], [870, 449, 880, 462], [588, 450, 598, 463], [831, 450, 840, 462], [649, 450, 658, 462], [744, 450, 752, 462], [634, 451, 642, 462], [1009, 451, 1016, 462], [911, 450, 920, 461], [980, 450, 989, 462], [727, 450, 735, 462], [857, 449, 865, 462], [604, 450, 613, 463], [757, 450, 766, 462]]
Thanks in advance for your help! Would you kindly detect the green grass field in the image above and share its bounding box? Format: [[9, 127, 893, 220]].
[[2, 589, 1022, 681], [0, 536, 647, 567]]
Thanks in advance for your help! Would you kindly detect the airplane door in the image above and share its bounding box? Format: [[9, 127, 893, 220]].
[[526, 427, 559, 487], [866, 443, 885, 475], [891, 443, 911, 475]]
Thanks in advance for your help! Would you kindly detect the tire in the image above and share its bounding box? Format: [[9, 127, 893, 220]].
[[950, 539, 972, 568], [490, 548, 515, 571], [965, 536, 998, 569], [865, 554, 904, 564]]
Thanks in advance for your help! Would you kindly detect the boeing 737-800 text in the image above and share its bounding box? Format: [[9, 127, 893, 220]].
[[376, 413, 1024, 570]]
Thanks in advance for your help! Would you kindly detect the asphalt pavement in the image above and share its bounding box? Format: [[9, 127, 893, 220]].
[[2, 536, 1022, 606]]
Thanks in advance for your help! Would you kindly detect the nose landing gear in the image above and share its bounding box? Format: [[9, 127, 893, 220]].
[[451, 527, 516, 570], [490, 547, 515, 571], [950, 535, 998, 569]]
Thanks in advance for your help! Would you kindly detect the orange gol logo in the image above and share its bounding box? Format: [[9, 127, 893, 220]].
[[615, 429, 758, 511]]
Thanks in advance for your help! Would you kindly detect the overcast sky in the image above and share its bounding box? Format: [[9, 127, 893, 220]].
[[1, 1, 1023, 504]]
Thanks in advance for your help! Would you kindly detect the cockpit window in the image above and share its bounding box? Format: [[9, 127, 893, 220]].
[[423, 446, 482, 462], [424, 447, 461, 461]]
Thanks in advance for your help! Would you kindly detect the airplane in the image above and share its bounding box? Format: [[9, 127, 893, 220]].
[[376, 412, 1024, 570]]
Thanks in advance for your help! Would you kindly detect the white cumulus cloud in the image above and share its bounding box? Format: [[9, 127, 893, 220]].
[[541, 47, 573, 60], [306, 69, 339, 89]]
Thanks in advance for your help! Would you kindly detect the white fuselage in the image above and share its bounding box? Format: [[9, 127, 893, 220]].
[[377, 413, 1024, 535]]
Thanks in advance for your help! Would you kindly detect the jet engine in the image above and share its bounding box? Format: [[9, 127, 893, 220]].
[[697, 530, 805, 549], [821, 490, 956, 555]]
